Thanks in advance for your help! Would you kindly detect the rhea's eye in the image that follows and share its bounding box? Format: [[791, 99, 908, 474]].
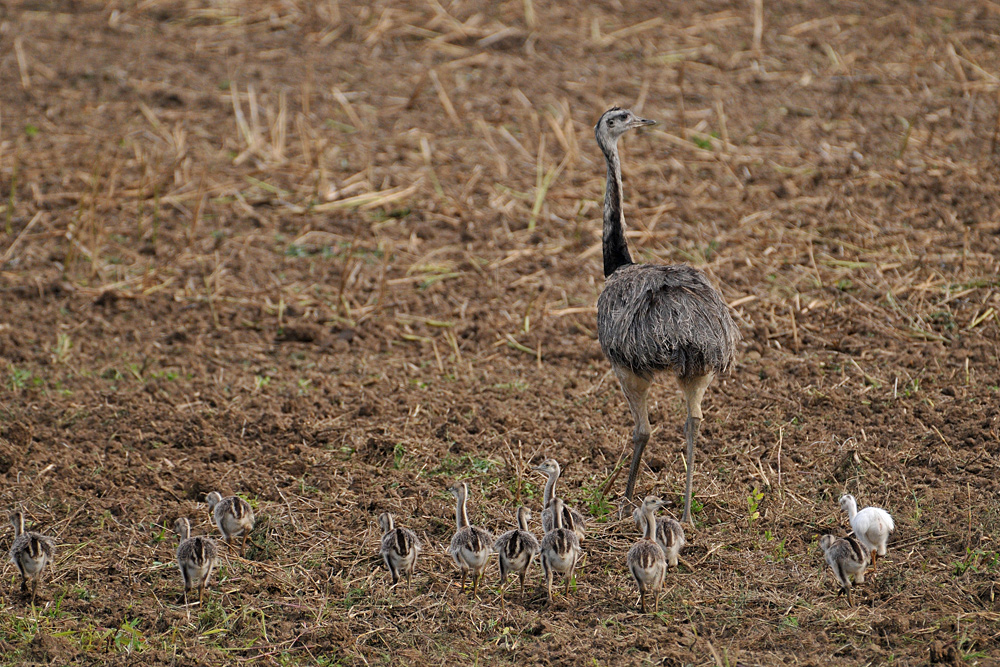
[[608, 118, 616, 127]]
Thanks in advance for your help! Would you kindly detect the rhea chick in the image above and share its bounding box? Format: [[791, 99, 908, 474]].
[[493, 506, 540, 608], [378, 512, 421, 590], [539, 497, 582, 605], [174, 517, 218, 606], [839, 494, 894, 572], [447, 482, 494, 597], [627, 496, 668, 613], [206, 491, 255, 556], [8, 510, 56, 601], [819, 534, 869, 606], [533, 459, 587, 542], [632, 504, 686, 569]]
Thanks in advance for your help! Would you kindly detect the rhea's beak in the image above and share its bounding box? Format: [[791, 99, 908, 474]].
[[632, 117, 656, 128]]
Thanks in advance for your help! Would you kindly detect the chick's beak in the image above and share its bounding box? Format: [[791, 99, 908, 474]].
[[632, 117, 657, 127]]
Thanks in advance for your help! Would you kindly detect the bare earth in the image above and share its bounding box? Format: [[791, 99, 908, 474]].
[[1, 1, 999, 665]]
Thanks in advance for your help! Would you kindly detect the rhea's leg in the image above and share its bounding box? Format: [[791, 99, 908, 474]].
[[682, 417, 700, 524], [388, 562, 400, 587], [678, 374, 713, 525], [616, 367, 652, 514], [498, 564, 508, 609], [16, 562, 28, 594]]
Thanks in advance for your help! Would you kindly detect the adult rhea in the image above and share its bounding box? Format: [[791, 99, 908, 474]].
[[594, 107, 740, 524]]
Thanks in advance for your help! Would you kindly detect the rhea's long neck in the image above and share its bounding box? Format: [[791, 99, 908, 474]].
[[642, 506, 657, 541], [601, 139, 633, 278], [517, 507, 530, 532], [456, 491, 469, 530], [543, 468, 559, 508], [844, 498, 857, 520]]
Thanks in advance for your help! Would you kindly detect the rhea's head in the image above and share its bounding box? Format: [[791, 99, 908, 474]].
[[641, 495, 666, 512], [594, 107, 656, 150], [532, 458, 561, 477], [839, 494, 857, 514]]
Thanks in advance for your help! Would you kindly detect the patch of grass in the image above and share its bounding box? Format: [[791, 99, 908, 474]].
[[764, 530, 788, 561], [492, 381, 529, 392], [197, 599, 228, 634], [245, 512, 277, 561], [111, 618, 147, 654], [8, 365, 32, 391], [779, 615, 799, 630], [585, 482, 612, 522], [747, 486, 764, 530], [691, 134, 713, 150], [466, 455, 500, 475], [953, 548, 1000, 576], [689, 497, 704, 518], [835, 278, 854, 291]]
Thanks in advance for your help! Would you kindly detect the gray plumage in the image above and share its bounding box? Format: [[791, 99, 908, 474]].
[[539, 497, 581, 604], [8, 510, 56, 600], [447, 482, 494, 596], [493, 506, 540, 606], [627, 496, 667, 613], [378, 512, 421, 589], [598, 264, 739, 379], [819, 533, 869, 606], [533, 459, 587, 541], [206, 491, 255, 555], [593, 107, 740, 524], [632, 505, 685, 569], [174, 517, 218, 605]]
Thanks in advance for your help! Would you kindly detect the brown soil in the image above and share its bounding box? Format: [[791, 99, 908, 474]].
[[2, 1, 1000, 665]]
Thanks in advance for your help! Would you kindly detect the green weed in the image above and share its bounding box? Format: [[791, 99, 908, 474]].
[[747, 486, 764, 530]]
